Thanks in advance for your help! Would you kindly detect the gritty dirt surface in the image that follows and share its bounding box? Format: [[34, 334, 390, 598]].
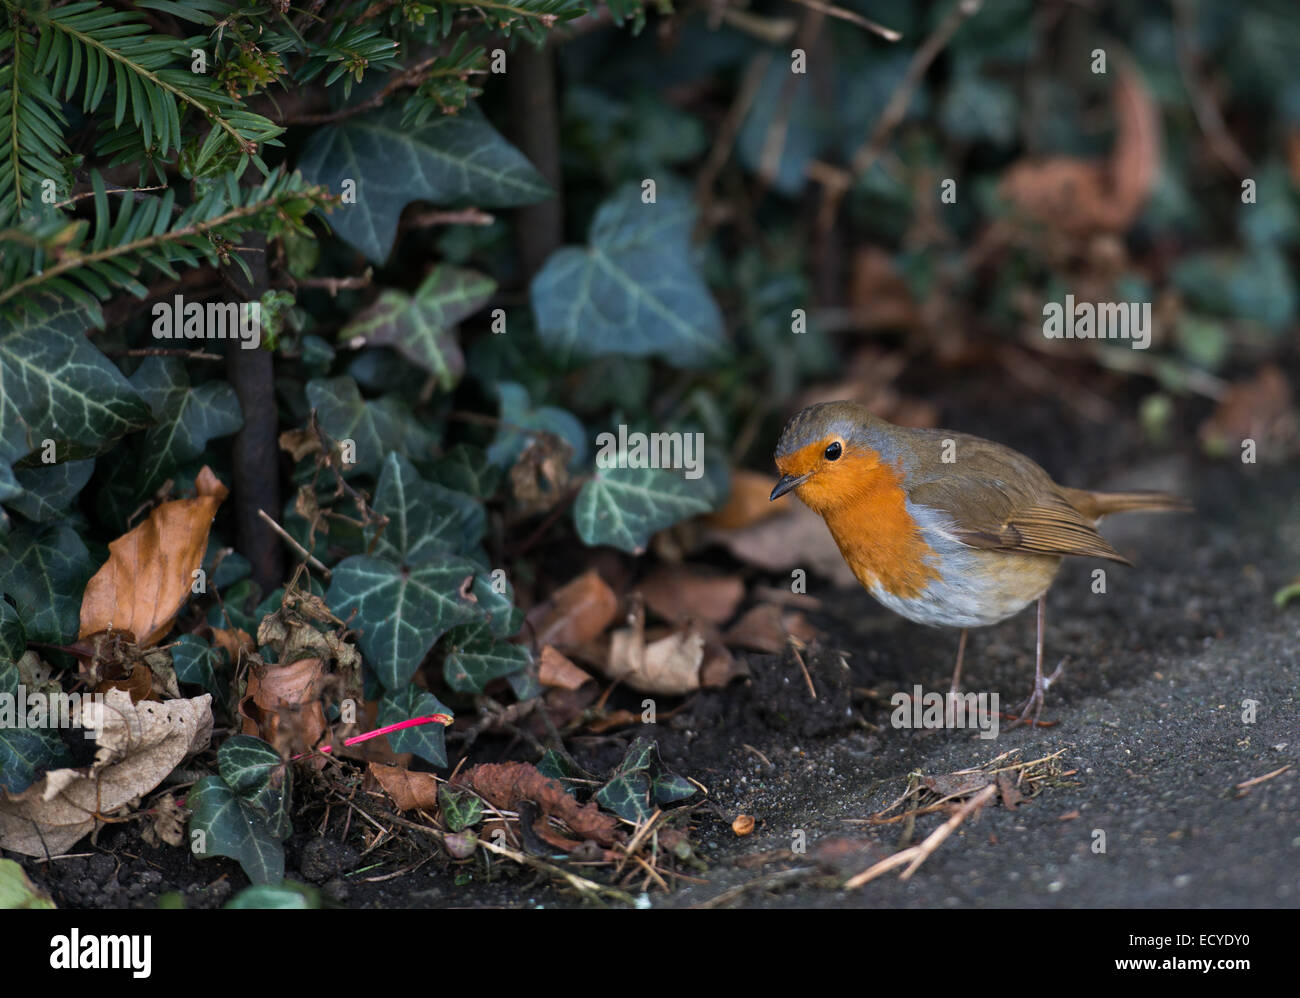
[[10, 383, 1299, 908]]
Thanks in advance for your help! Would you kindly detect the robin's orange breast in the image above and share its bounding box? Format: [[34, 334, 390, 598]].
[[815, 458, 1061, 628]]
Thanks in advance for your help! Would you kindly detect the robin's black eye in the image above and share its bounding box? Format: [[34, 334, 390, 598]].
[[824, 441, 842, 461]]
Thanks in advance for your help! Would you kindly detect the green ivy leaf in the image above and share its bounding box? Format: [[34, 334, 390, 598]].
[[170, 633, 220, 694], [530, 183, 726, 368], [326, 555, 513, 690], [224, 881, 322, 909], [217, 734, 292, 839], [187, 774, 286, 886], [428, 444, 501, 499], [7, 459, 95, 522], [441, 620, 531, 693], [129, 357, 243, 496], [0, 522, 95, 642], [0, 305, 151, 488], [297, 103, 552, 263], [0, 603, 73, 794], [305, 376, 433, 477], [369, 453, 485, 565], [573, 461, 712, 554], [487, 381, 587, 470], [438, 785, 483, 832], [595, 737, 695, 822], [341, 266, 495, 389], [376, 685, 453, 767]]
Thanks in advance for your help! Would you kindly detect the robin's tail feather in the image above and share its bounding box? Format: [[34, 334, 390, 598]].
[[1061, 487, 1192, 522]]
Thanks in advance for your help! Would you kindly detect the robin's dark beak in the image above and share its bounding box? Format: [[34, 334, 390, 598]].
[[770, 472, 809, 501]]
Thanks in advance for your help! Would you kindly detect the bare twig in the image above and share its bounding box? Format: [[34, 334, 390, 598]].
[[1171, 0, 1251, 176], [402, 208, 495, 228], [815, 0, 982, 231], [844, 782, 996, 888], [784, 0, 900, 40], [256, 507, 333, 580]]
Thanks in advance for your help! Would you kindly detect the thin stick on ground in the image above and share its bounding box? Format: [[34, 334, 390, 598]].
[[257, 508, 332, 579], [844, 782, 996, 888]]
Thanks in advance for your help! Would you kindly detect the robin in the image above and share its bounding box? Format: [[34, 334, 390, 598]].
[[769, 401, 1189, 726]]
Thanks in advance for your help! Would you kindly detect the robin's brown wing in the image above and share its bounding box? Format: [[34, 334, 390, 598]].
[[905, 433, 1132, 565]]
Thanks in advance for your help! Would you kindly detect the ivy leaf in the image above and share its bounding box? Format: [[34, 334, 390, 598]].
[[217, 734, 292, 839], [305, 376, 433, 476], [129, 357, 243, 496], [437, 786, 483, 832], [369, 453, 485, 565], [573, 461, 713, 554], [187, 774, 285, 885], [487, 381, 587, 470], [428, 444, 501, 499], [595, 737, 696, 823], [341, 266, 495, 389], [0, 604, 72, 794], [377, 686, 453, 767], [530, 182, 727, 368], [225, 882, 322, 909], [325, 555, 513, 690], [0, 522, 95, 642], [0, 304, 151, 483], [7, 459, 95, 522], [441, 620, 531, 693], [170, 633, 220, 695], [297, 103, 552, 263]]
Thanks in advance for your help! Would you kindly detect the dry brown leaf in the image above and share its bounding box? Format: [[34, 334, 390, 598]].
[[141, 792, 187, 848], [637, 564, 745, 625], [93, 663, 156, 704], [0, 691, 213, 857], [79, 467, 229, 647], [509, 433, 573, 516], [705, 501, 859, 589], [605, 601, 706, 695], [369, 762, 439, 811], [1198, 364, 1297, 460], [700, 639, 747, 688], [525, 570, 619, 648], [239, 656, 329, 760], [538, 646, 592, 691], [723, 604, 822, 653], [1000, 60, 1160, 238], [208, 627, 254, 664], [453, 761, 624, 848], [848, 246, 921, 331], [278, 427, 320, 462]]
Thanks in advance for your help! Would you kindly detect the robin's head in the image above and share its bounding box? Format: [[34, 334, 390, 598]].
[[771, 402, 898, 513]]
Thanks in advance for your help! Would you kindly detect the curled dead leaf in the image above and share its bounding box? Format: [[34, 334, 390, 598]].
[[79, 467, 229, 647], [0, 691, 213, 857], [525, 570, 619, 648], [637, 564, 745, 626], [538, 646, 592, 691]]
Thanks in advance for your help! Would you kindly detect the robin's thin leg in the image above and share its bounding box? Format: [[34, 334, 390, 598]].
[[948, 628, 969, 697], [1015, 596, 1066, 727]]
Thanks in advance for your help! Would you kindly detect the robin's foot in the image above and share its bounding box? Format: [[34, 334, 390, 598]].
[[1011, 657, 1067, 728]]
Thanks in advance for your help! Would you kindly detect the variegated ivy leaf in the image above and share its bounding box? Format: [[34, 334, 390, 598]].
[[0, 602, 70, 794], [130, 357, 243, 496], [297, 103, 552, 263], [187, 775, 285, 885], [428, 444, 501, 499], [377, 686, 453, 767], [369, 453, 485, 565], [325, 554, 515, 690], [8, 459, 95, 522], [530, 182, 727, 368], [341, 266, 495, 390], [0, 522, 95, 642], [305, 375, 433, 477], [0, 304, 151, 495], [441, 619, 531, 694], [573, 459, 713, 554]]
